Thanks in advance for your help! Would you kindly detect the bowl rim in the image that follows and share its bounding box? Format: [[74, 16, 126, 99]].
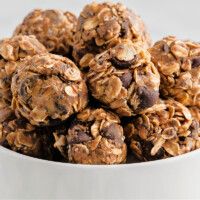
[[1, 145, 200, 169]]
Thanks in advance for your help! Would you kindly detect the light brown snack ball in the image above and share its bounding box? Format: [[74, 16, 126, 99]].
[[54, 108, 127, 164], [73, 2, 152, 68], [87, 40, 160, 117], [0, 117, 53, 159], [0, 35, 47, 122], [149, 36, 200, 107], [11, 53, 88, 126], [14, 9, 77, 56], [124, 99, 200, 161]]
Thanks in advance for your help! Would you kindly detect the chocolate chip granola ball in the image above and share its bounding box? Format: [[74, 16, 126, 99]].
[[87, 40, 160, 116], [54, 108, 127, 164], [0, 35, 47, 121], [73, 2, 152, 68], [149, 36, 200, 107], [11, 54, 88, 126], [124, 99, 200, 161], [14, 9, 77, 56], [0, 117, 53, 159], [0, 35, 47, 101]]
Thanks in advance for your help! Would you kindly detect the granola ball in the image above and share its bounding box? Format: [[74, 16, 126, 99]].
[[87, 40, 160, 116], [11, 54, 88, 126], [0, 117, 53, 159], [54, 108, 127, 164], [73, 2, 152, 68], [14, 9, 77, 56], [149, 36, 200, 107], [124, 99, 200, 161], [0, 35, 47, 121]]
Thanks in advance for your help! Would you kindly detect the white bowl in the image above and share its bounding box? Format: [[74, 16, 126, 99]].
[[0, 146, 200, 199]]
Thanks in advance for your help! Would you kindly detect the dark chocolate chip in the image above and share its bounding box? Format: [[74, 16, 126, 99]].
[[192, 57, 200, 68], [119, 71, 132, 88], [142, 141, 165, 161], [163, 43, 169, 53], [101, 123, 123, 144], [111, 56, 137, 68], [3, 76, 11, 85], [67, 123, 92, 144], [54, 102, 68, 115], [178, 136, 185, 142], [68, 131, 92, 144], [137, 87, 159, 109]]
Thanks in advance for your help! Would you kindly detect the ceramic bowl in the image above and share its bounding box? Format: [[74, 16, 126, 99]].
[[0, 146, 200, 199]]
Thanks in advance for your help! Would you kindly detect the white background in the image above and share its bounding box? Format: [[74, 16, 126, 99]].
[[0, 0, 199, 43]]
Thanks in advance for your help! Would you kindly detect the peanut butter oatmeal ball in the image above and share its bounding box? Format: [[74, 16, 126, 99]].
[[54, 108, 127, 164], [87, 40, 160, 117], [149, 36, 200, 107], [0, 117, 53, 159], [124, 99, 200, 161], [73, 2, 152, 68], [14, 9, 77, 56], [0, 35, 47, 120], [11, 54, 88, 126]]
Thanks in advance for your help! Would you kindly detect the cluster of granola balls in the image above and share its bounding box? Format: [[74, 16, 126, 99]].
[[0, 2, 200, 164]]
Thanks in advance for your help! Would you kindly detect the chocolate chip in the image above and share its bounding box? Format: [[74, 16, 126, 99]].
[[111, 44, 138, 68], [54, 102, 68, 115], [163, 43, 169, 53], [137, 87, 159, 109], [101, 123, 123, 144], [67, 131, 92, 144], [111, 56, 137, 68], [3, 76, 11, 85], [142, 141, 165, 161], [67, 124, 92, 144], [178, 136, 185, 142], [192, 57, 200, 68], [119, 71, 132, 88]]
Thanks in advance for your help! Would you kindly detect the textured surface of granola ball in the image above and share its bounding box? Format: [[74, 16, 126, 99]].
[[11, 54, 88, 126], [0, 35, 47, 122], [149, 36, 200, 107], [87, 40, 160, 116], [73, 2, 152, 68], [0, 100, 13, 124], [14, 9, 77, 56], [189, 107, 200, 123], [0, 117, 53, 159], [124, 99, 200, 161], [54, 108, 127, 164]]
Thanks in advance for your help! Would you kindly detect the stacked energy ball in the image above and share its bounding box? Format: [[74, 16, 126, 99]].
[[0, 2, 200, 164]]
